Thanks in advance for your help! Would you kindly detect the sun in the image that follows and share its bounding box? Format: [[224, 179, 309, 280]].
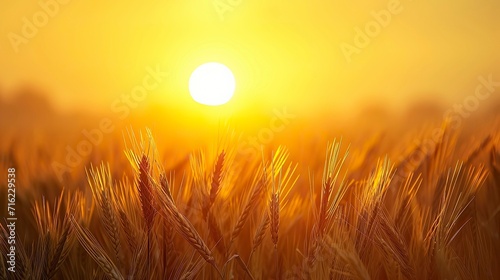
[[189, 62, 236, 106]]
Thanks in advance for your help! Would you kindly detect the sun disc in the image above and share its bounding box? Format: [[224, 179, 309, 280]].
[[189, 62, 235, 106]]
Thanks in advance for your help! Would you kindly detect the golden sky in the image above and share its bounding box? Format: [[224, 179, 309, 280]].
[[1, 0, 499, 118]]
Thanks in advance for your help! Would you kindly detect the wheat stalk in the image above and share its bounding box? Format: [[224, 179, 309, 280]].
[[154, 180, 221, 276], [70, 217, 124, 280], [208, 211, 227, 254], [118, 209, 138, 254], [137, 154, 156, 232], [270, 192, 280, 249], [88, 164, 123, 268], [377, 211, 416, 280], [203, 150, 225, 219], [46, 225, 71, 279], [250, 212, 270, 260], [230, 175, 266, 244]]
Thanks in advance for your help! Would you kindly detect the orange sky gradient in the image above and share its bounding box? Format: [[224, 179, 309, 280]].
[[1, 0, 500, 120]]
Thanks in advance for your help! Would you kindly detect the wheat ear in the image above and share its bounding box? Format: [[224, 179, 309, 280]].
[[88, 164, 123, 267], [137, 155, 156, 232], [70, 217, 124, 280], [155, 181, 221, 276], [230, 176, 266, 244], [46, 225, 71, 279], [118, 210, 138, 254], [250, 212, 270, 260], [202, 150, 225, 219], [270, 193, 280, 249]]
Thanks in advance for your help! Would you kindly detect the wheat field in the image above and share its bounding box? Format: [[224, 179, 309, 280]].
[[1, 0, 500, 278], [1, 114, 499, 280]]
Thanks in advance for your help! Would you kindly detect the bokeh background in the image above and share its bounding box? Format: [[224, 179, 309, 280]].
[[2, 0, 500, 113], [1, 0, 499, 183]]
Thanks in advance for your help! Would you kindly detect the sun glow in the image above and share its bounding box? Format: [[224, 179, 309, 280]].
[[189, 62, 235, 106]]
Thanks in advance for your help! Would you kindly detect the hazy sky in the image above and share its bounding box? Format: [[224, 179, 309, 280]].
[[1, 0, 499, 117]]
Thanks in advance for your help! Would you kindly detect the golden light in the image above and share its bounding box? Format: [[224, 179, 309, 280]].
[[189, 62, 236, 106]]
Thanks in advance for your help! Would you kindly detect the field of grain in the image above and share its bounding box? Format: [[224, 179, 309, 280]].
[[1, 96, 499, 279]]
